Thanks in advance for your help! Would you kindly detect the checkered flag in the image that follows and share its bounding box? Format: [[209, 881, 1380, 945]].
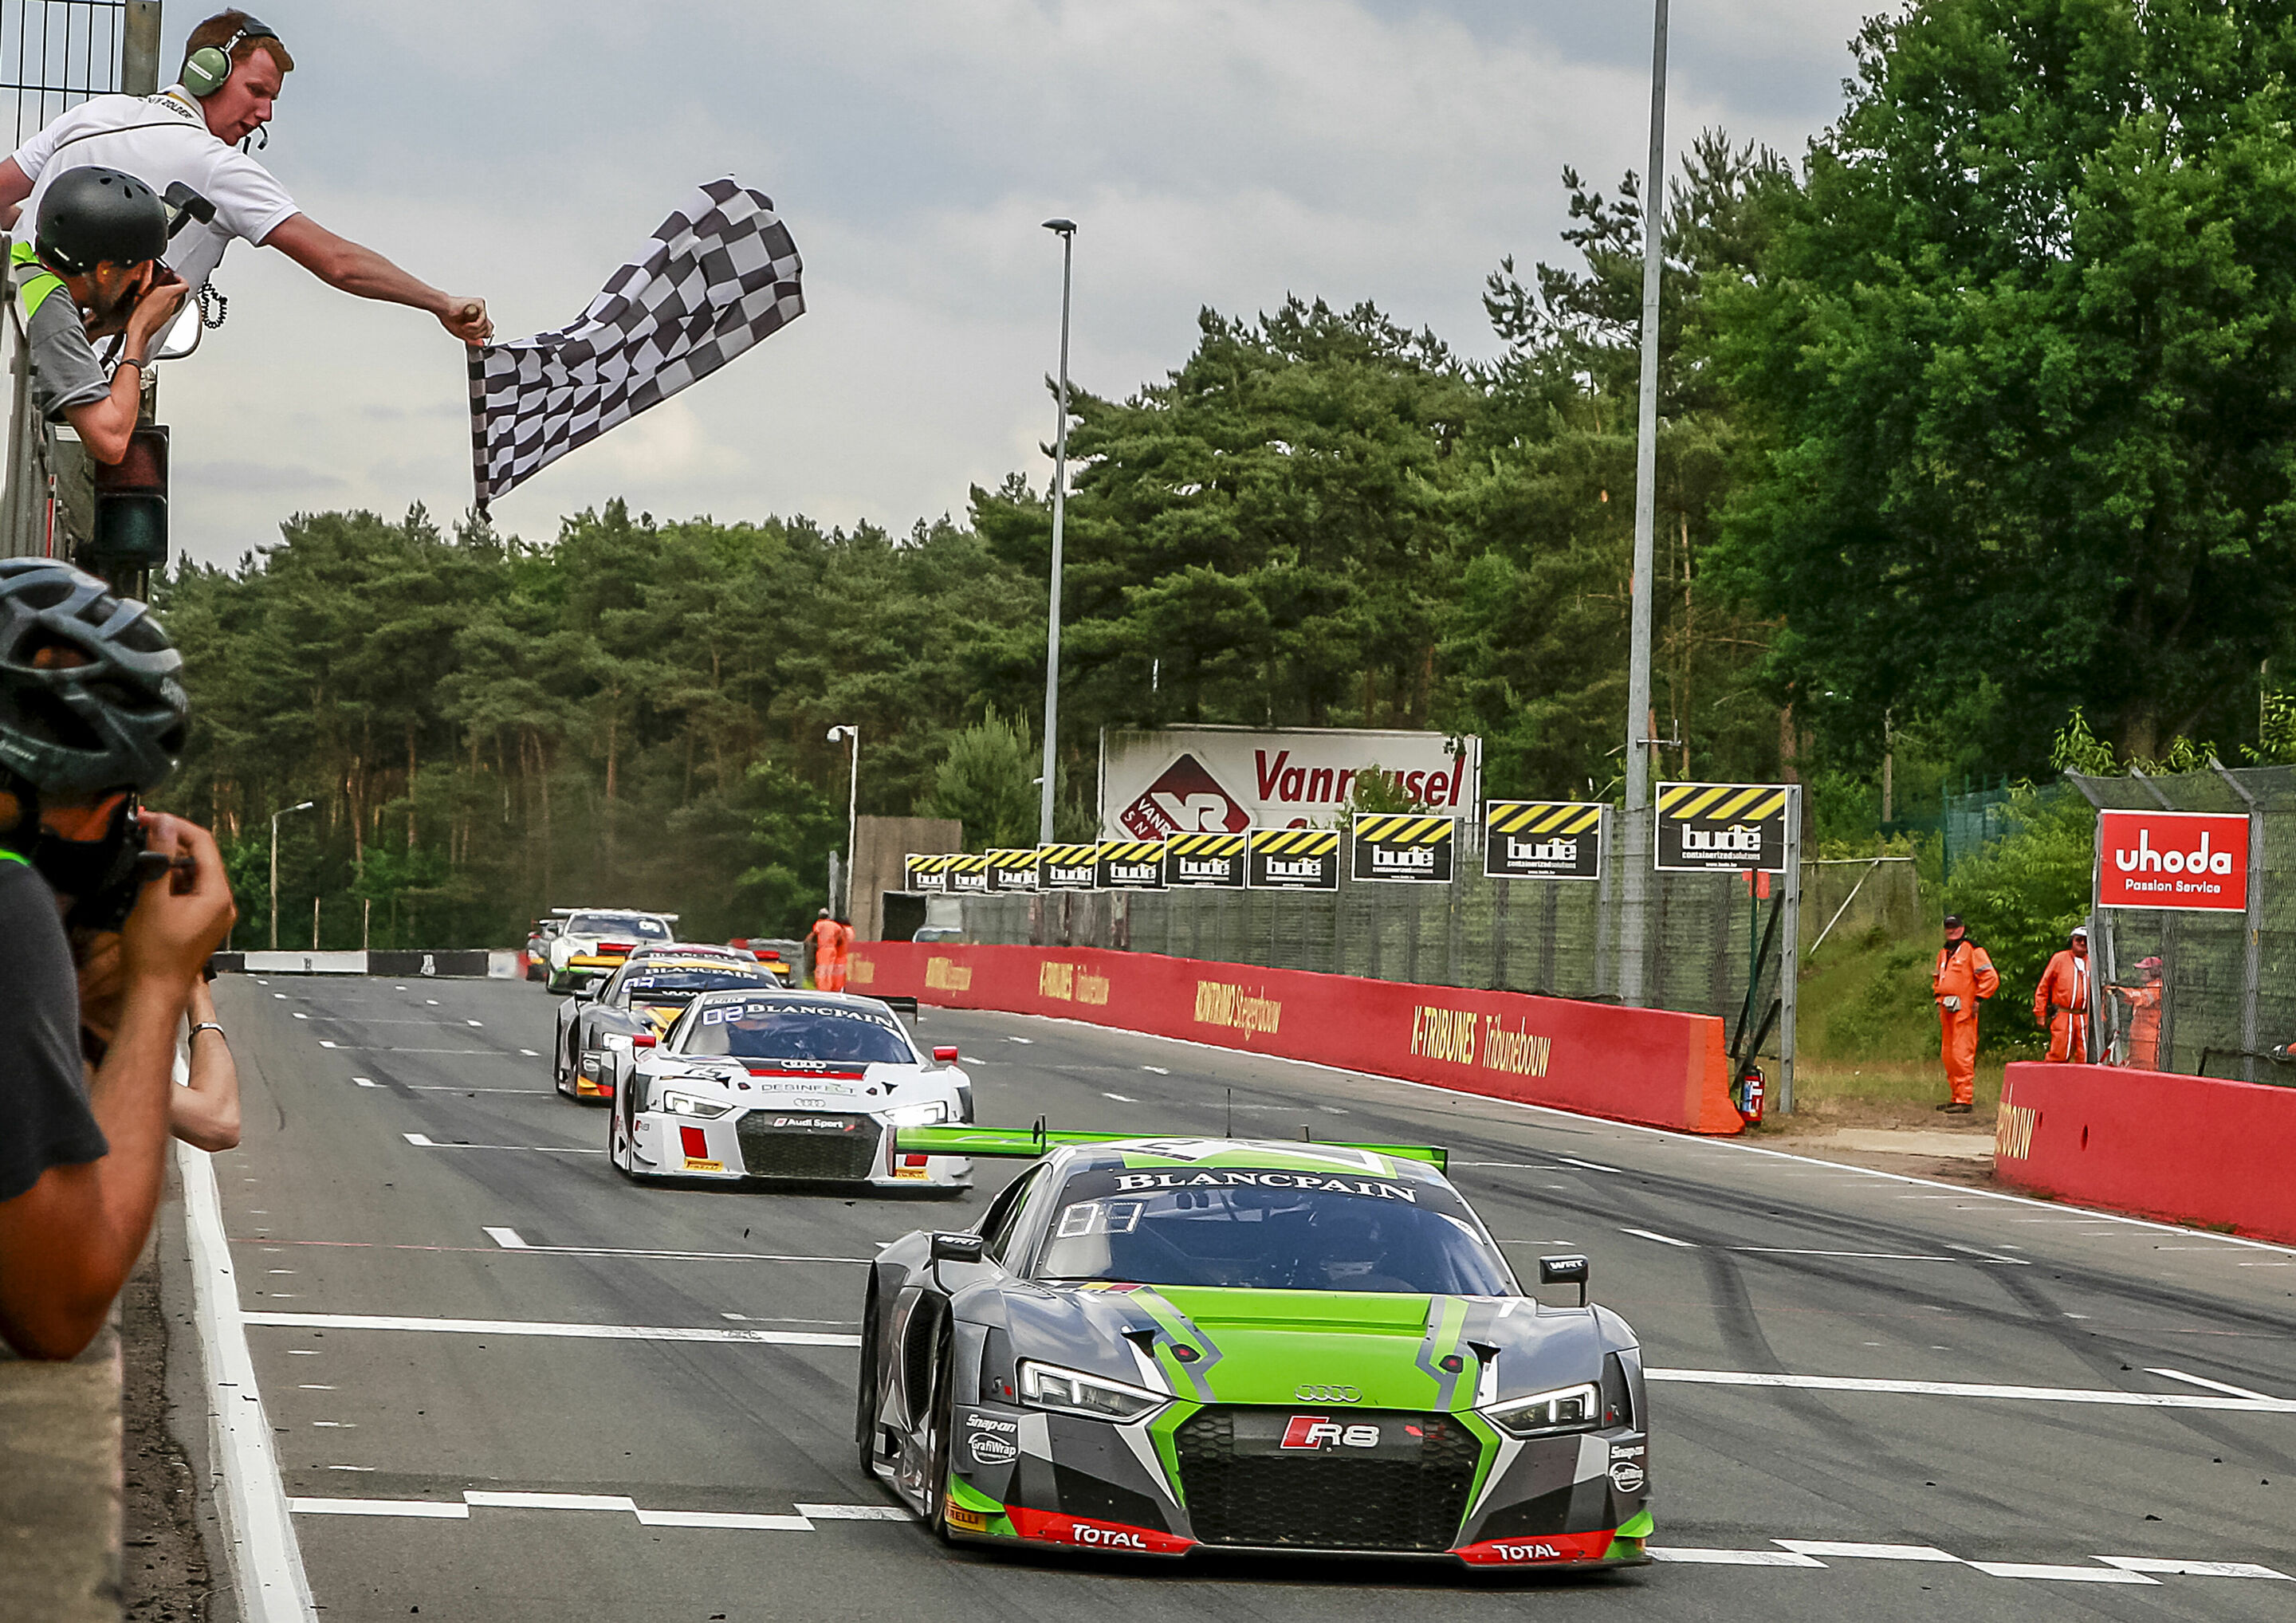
[[468, 178, 804, 509]]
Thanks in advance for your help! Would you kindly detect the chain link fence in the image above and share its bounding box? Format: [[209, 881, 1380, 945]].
[[2069, 764, 2296, 1086]]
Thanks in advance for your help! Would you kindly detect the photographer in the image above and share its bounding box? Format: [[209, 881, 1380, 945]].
[[11, 165, 187, 464], [0, 560, 234, 1362]]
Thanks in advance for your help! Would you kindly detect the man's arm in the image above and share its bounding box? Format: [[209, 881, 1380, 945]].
[[171, 977, 240, 1153], [57, 273, 187, 464], [0, 819, 234, 1360], [0, 156, 31, 230], [263, 214, 491, 344]]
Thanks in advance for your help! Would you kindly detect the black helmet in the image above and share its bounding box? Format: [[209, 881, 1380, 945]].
[[35, 166, 168, 277], [0, 558, 187, 798]]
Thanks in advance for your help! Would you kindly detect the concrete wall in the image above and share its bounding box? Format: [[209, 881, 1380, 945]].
[[851, 815, 961, 941]]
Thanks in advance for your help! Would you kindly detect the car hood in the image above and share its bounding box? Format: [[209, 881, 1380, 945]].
[[993, 1282, 1608, 1412], [639, 1055, 959, 1110]]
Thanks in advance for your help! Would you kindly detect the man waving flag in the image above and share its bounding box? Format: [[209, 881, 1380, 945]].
[[468, 178, 804, 509]]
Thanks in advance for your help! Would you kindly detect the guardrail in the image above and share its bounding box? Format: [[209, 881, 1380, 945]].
[[211, 950, 518, 978]]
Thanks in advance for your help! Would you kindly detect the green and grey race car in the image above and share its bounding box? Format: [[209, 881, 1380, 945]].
[[856, 1130, 1652, 1569]]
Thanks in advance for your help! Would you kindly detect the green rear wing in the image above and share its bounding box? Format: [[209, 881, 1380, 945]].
[[894, 1123, 1447, 1172]]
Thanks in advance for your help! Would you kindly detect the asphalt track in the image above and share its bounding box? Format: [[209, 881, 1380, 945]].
[[201, 973, 2296, 1621]]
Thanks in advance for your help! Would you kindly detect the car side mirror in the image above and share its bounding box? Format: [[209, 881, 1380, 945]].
[[1538, 1254, 1589, 1307], [930, 1232, 985, 1265], [572, 980, 597, 1001], [933, 1046, 960, 1063], [631, 1034, 656, 1048]]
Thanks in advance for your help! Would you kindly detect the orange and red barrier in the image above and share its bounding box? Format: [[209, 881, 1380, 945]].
[[1996, 1061, 2296, 1245], [847, 942, 1740, 1135]]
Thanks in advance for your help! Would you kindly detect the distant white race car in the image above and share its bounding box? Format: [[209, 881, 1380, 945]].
[[606, 989, 974, 1192], [545, 908, 676, 993]]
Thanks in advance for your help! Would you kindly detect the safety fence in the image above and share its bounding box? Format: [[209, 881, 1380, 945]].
[[2069, 764, 2296, 1085]]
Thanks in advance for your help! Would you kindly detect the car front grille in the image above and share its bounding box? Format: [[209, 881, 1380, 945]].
[[1173, 1408, 1478, 1552], [733, 1113, 880, 1181]]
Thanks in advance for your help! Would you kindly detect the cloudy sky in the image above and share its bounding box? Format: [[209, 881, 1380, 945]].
[[121, 1, 1881, 564]]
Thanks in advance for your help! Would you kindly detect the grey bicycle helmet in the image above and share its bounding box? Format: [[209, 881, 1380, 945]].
[[0, 558, 187, 797], [35, 165, 168, 277]]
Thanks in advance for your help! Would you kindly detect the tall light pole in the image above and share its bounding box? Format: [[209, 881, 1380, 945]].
[[827, 725, 859, 915], [1618, 0, 1669, 1008], [1038, 217, 1078, 846], [269, 800, 314, 951]]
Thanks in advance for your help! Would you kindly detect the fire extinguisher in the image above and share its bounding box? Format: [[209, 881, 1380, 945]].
[[1736, 1064, 1767, 1125]]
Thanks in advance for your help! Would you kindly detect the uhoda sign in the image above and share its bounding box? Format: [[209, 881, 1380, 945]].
[[2097, 809, 2250, 912], [1654, 782, 1791, 874]]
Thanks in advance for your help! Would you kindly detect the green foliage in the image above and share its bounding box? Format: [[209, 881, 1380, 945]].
[[1808, 937, 1940, 1061], [1942, 785, 2095, 1048], [922, 706, 1038, 852], [1715, 0, 2296, 778]]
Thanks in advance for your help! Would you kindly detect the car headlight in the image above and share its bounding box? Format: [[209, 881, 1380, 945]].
[[1017, 1359, 1166, 1423], [1480, 1381, 1601, 1438], [658, 1090, 732, 1119], [600, 1032, 635, 1052], [881, 1098, 950, 1127]]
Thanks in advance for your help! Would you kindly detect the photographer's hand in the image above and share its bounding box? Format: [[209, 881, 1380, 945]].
[[118, 815, 234, 988], [122, 270, 189, 360]]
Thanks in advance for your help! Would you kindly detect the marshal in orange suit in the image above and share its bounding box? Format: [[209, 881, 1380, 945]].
[[2031, 925, 2091, 1063], [1932, 914, 1999, 1112]]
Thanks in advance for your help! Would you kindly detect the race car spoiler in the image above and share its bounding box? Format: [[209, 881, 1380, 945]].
[[894, 1123, 1448, 1171]]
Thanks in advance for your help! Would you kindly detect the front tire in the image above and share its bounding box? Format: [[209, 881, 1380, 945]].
[[925, 1320, 957, 1542], [854, 1278, 883, 1479]]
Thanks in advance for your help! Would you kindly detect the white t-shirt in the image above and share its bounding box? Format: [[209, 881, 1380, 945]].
[[11, 86, 300, 293]]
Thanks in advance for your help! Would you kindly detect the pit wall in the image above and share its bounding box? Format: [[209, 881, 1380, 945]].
[[847, 941, 1741, 1135], [1995, 1062, 2296, 1246]]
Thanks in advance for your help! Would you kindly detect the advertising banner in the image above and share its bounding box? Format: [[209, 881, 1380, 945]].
[[1484, 800, 1603, 880], [1350, 815, 1456, 884], [1654, 782, 1791, 874], [2096, 809, 2251, 912], [1164, 831, 1248, 888], [1038, 843, 1099, 891], [1100, 726, 1481, 838], [905, 854, 953, 893], [1247, 827, 1340, 891], [1095, 839, 1168, 891], [986, 849, 1040, 892], [946, 854, 991, 894]]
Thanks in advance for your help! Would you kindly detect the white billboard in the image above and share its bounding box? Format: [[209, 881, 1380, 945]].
[[1099, 726, 1482, 838]]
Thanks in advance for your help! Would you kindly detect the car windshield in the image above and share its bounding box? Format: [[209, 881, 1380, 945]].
[[1032, 1165, 1515, 1295], [617, 969, 775, 1004], [678, 1000, 914, 1065], [568, 914, 669, 939]]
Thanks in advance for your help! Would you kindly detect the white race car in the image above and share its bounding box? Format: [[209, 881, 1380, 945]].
[[544, 907, 676, 993], [606, 989, 974, 1192]]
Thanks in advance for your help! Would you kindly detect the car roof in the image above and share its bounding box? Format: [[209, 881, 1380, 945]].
[[1037, 1137, 1453, 1188]]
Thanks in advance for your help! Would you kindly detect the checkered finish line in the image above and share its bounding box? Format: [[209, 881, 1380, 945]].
[[467, 177, 804, 509]]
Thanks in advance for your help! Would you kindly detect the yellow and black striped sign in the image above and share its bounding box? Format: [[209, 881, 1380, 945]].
[[905, 853, 956, 893], [1655, 781, 1792, 874], [985, 848, 1040, 892], [1247, 827, 1340, 891], [1484, 800, 1603, 880], [1165, 830, 1247, 889], [1350, 814, 1456, 884], [945, 853, 992, 894], [1095, 838, 1167, 890], [1038, 842, 1099, 891]]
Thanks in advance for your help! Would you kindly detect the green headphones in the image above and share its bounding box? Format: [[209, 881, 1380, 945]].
[[181, 16, 279, 98]]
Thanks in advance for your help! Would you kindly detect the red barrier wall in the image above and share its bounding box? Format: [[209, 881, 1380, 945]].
[[1995, 1062, 2296, 1245], [847, 941, 1740, 1135]]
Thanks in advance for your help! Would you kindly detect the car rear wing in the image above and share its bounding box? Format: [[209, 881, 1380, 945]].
[[548, 907, 679, 922], [893, 1123, 1448, 1171], [874, 996, 920, 1018]]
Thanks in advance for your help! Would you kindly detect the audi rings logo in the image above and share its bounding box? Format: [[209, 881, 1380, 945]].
[[1293, 1383, 1360, 1403]]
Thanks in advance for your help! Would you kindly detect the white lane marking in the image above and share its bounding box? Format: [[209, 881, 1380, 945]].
[[1942, 1242, 2029, 1265], [1731, 1247, 1965, 1263], [1649, 1548, 1826, 1566], [466, 1019, 484, 1027], [796, 1504, 912, 1521], [309, 1421, 355, 1428], [1968, 1562, 2157, 1583], [2148, 1367, 2278, 1402], [2099, 1557, 2292, 1580], [323, 1466, 374, 1472], [291, 1012, 308, 1020], [425, 999, 439, 1005], [466, 1491, 635, 1511], [482, 1227, 530, 1250], [637, 1508, 813, 1530], [351, 1077, 378, 1088], [1006, 1035, 1034, 1043], [285, 1350, 320, 1357], [1777, 1541, 1960, 1561], [407, 1086, 552, 1094], [271, 992, 285, 998], [400, 1133, 602, 1156], [1103, 1092, 1138, 1102], [1555, 1156, 1624, 1173], [1141, 1065, 1168, 1074], [520, 1048, 540, 1057], [458, 1238, 867, 1266], [297, 1385, 336, 1391], [289, 1499, 467, 1519], [1622, 1228, 1695, 1248], [1648, 1367, 2296, 1413], [243, 1311, 861, 1348], [959, 1055, 984, 1063], [176, 1143, 316, 1622], [317, 1040, 337, 1049]]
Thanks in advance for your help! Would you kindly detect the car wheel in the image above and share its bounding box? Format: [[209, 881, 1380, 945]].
[[854, 1277, 883, 1479], [924, 1318, 957, 1542], [546, 970, 567, 994]]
